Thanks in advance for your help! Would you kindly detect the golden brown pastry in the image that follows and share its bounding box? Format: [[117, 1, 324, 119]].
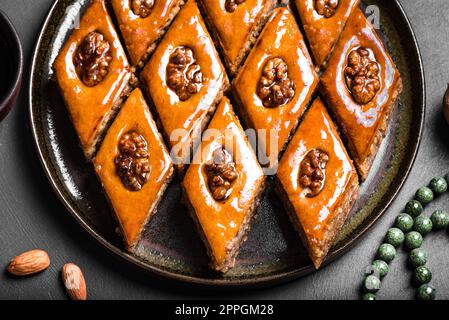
[[94, 88, 174, 252], [141, 0, 229, 173], [320, 8, 403, 180], [183, 97, 265, 272], [53, 0, 132, 160], [198, 0, 276, 75], [111, 0, 185, 67], [275, 98, 359, 268], [295, 0, 360, 69], [233, 7, 319, 169]]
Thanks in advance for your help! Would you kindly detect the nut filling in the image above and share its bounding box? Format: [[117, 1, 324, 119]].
[[257, 57, 295, 108], [299, 150, 330, 197], [166, 47, 203, 101], [74, 31, 113, 87], [225, 0, 246, 13], [314, 0, 339, 18], [115, 131, 151, 192], [131, 0, 155, 18], [344, 47, 381, 105], [205, 148, 238, 201]]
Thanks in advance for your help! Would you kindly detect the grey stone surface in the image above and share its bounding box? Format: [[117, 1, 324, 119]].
[[1, 0, 449, 300]]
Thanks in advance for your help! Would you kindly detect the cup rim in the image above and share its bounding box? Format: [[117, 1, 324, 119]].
[[0, 9, 24, 119]]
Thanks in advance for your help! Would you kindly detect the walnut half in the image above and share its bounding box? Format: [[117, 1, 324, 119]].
[[74, 31, 112, 87], [166, 47, 203, 101], [344, 47, 381, 105], [115, 131, 151, 192], [225, 0, 245, 13], [314, 0, 339, 18], [131, 0, 155, 18], [205, 148, 238, 201], [257, 57, 295, 108], [299, 150, 329, 197]]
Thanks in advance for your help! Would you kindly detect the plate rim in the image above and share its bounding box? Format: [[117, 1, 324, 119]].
[[28, 0, 425, 288]]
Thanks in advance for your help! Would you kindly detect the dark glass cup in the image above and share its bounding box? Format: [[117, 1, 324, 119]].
[[0, 10, 23, 122]]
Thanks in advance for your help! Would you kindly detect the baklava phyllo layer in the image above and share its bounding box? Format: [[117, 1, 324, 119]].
[[94, 88, 174, 252], [183, 98, 265, 272], [141, 0, 229, 172], [54, 0, 132, 159], [276, 98, 359, 268]]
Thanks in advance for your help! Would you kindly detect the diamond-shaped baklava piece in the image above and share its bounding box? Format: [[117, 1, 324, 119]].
[[183, 98, 265, 272], [295, 0, 360, 69], [198, 0, 276, 76], [233, 7, 319, 169], [141, 0, 229, 173], [94, 88, 174, 252], [53, 0, 132, 160], [111, 0, 185, 67], [320, 8, 403, 180], [275, 98, 359, 269]]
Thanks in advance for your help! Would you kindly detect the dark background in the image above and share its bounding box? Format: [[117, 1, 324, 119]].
[[1, 0, 449, 300]]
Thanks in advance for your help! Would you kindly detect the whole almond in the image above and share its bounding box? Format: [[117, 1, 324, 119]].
[[61, 263, 87, 300], [7, 249, 50, 276]]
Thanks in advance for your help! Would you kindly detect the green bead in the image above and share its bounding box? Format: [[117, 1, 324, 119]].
[[361, 293, 376, 301], [429, 177, 448, 195], [417, 284, 436, 300], [430, 210, 449, 230], [372, 260, 389, 278], [364, 275, 381, 293], [414, 216, 433, 235], [415, 187, 434, 206], [395, 213, 414, 232], [377, 243, 396, 263], [405, 200, 424, 218], [409, 249, 427, 268], [414, 266, 432, 285], [385, 228, 405, 247], [405, 231, 423, 250]]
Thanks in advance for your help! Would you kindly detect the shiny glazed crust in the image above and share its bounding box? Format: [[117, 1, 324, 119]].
[[183, 182, 265, 272], [53, 0, 132, 160], [233, 7, 319, 168], [198, 0, 277, 76], [320, 8, 403, 181], [182, 98, 265, 272], [94, 89, 174, 251], [275, 173, 358, 268], [111, 0, 186, 67], [356, 78, 403, 179], [141, 0, 229, 173], [275, 98, 359, 268], [294, 0, 360, 69]]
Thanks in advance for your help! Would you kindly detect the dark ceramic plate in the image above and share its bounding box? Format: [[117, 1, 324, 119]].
[[29, 0, 424, 287]]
